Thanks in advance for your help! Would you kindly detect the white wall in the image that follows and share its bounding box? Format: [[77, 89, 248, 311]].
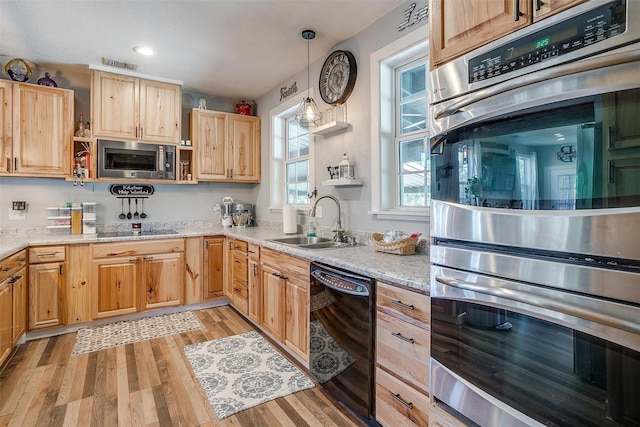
[[254, 1, 428, 235]]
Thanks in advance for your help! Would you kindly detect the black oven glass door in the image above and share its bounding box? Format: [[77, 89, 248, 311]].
[[432, 87, 640, 210], [432, 298, 640, 427], [104, 148, 157, 172]]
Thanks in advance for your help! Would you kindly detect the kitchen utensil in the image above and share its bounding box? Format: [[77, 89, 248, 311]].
[[127, 198, 132, 219], [134, 198, 139, 218], [140, 199, 147, 218], [119, 199, 126, 219]]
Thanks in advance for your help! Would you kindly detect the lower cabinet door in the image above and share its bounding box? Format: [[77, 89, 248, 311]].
[[11, 269, 27, 344], [93, 257, 139, 319], [285, 275, 309, 363], [376, 367, 430, 427], [141, 252, 184, 311], [0, 279, 12, 365], [261, 264, 285, 341], [29, 262, 63, 329]]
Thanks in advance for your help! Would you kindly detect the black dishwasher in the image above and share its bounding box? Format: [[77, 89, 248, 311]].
[[309, 262, 376, 422]]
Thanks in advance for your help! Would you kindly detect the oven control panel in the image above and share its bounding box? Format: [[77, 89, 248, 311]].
[[468, 0, 626, 84]]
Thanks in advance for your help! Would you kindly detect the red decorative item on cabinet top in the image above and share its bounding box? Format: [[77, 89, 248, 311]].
[[235, 101, 252, 115]]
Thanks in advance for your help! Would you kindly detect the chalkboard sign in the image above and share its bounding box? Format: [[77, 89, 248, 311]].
[[109, 184, 155, 197]]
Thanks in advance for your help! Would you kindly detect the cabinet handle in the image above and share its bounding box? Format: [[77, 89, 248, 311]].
[[14, 157, 17, 172], [6, 158, 9, 172], [129, 259, 139, 263], [607, 126, 615, 149], [37, 252, 60, 257], [253, 264, 258, 277], [18, 258, 26, 262], [1, 267, 9, 272], [608, 161, 615, 184], [144, 257, 154, 261], [390, 392, 413, 410], [59, 265, 63, 275], [272, 272, 281, 278], [514, 0, 521, 21], [535, 0, 543, 11], [392, 332, 415, 344], [235, 260, 241, 264], [391, 300, 415, 311], [229, 241, 233, 250]]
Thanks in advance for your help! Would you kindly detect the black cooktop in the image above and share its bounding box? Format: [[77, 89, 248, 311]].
[[96, 229, 178, 238]]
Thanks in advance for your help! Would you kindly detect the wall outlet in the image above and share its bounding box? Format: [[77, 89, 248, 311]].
[[12, 201, 26, 210], [315, 206, 322, 217], [8, 208, 26, 220]]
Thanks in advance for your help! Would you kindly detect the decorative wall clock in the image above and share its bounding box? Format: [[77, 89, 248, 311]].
[[319, 50, 357, 105]]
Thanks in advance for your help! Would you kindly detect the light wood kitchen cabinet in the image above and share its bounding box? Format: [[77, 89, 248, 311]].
[[430, 0, 585, 68], [91, 239, 184, 319], [247, 243, 261, 324], [184, 236, 203, 305], [140, 252, 184, 311], [28, 246, 66, 330], [1, 83, 73, 176], [203, 236, 225, 299], [92, 256, 140, 319], [65, 245, 92, 325], [376, 281, 430, 427], [191, 109, 261, 182], [11, 266, 26, 345], [230, 239, 249, 315], [260, 262, 285, 342], [91, 70, 181, 144], [260, 247, 310, 362], [223, 238, 234, 301], [0, 277, 12, 366]]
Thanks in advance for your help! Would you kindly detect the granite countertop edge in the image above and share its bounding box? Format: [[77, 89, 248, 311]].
[[0, 227, 430, 293]]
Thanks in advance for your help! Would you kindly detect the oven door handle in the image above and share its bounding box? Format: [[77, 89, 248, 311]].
[[433, 47, 640, 121], [433, 274, 640, 338]]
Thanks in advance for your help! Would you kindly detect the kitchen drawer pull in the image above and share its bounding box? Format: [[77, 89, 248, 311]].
[[391, 299, 415, 311], [390, 392, 413, 409], [37, 252, 60, 257], [513, 0, 521, 21], [235, 260, 241, 264], [1, 267, 10, 272], [392, 332, 415, 344], [6, 157, 9, 172], [144, 257, 154, 261], [607, 126, 615, 149], [253, 264, 258, 277]]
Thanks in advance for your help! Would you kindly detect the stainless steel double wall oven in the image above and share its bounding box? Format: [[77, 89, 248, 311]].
[[429, 1, 640, 426]]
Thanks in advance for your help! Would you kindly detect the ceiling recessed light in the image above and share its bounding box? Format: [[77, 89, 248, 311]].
[[133, 46, 156, 56]]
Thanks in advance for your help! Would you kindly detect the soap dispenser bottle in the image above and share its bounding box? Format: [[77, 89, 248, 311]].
[[307, 218, 317, 237]]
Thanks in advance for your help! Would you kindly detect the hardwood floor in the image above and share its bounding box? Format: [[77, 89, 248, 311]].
[[0, 306, 366, 426]]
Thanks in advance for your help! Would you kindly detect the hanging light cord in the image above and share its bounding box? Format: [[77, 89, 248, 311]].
[[306, 34, 310, 97]]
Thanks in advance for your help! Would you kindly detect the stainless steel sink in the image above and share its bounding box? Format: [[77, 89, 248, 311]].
[[268, 236, 350, 250], [269, 236, 332, 245]]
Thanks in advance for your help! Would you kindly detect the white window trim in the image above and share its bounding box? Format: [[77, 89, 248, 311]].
[[369, 29, 428, 221], [269, 88, 316, 212]]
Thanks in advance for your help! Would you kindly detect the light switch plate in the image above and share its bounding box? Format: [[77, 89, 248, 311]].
[[12, 201, 26, 210], [8, 208, 26, 220]]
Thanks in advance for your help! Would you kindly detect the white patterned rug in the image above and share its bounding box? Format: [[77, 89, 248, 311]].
[[71, 311, 204, 355], [184, 330, 315, 420], [309, 319, 356, 383]]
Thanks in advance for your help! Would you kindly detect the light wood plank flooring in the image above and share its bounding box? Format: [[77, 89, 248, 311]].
[[0, 306, 365, 426]]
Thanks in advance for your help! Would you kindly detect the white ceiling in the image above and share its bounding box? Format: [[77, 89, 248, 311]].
[[0, 0, 404, 100]]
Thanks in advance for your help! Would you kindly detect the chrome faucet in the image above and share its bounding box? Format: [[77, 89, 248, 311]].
[[309, 195, 345, 243]]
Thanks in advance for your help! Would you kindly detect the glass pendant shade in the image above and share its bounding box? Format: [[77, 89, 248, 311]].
[[295, 97, 322, 127], [296, 29, 322, 127]]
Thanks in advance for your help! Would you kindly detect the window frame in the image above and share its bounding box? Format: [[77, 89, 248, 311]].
[[269, 88, 316, 211], [370, 29, 429, 221]]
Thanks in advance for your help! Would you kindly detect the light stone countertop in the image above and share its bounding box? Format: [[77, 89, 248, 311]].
[[0, 225, 430, 293]]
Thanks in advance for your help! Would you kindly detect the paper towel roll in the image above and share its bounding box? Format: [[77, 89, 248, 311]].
[[282, 204, 297, 234]]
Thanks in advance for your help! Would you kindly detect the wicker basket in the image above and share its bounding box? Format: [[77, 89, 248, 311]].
[[372, 233, 418, 255]]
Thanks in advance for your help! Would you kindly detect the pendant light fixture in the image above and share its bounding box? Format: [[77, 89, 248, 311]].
[[295, 30, 322, 127]]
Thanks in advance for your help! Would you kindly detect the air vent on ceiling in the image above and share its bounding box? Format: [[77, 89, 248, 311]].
[[101, 57, 138, 71]]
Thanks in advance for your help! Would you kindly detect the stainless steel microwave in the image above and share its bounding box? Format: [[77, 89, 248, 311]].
[[97, 139, 175, 180]]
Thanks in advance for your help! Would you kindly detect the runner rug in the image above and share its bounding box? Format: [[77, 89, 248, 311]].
[[184, 330, 315, 419], [71, 311, 204, 356]]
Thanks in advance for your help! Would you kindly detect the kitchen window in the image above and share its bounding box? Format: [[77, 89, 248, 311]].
[[269, 89, 316, 210], [370, 29, 429, 220]]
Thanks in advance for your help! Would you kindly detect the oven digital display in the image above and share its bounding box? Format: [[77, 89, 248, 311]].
[[469, 0, 626, 83]]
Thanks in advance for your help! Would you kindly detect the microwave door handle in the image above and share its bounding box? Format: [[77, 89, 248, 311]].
[[433, 275, 640, 336], [433, 47, 640, 121]]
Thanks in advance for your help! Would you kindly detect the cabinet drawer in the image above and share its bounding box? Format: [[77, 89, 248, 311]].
[[376, 367, 429, 427], [377, 310, 430, 393], [232, 239, 248, 254], [233, 255, 248, 286], [1, 249, 27, 280], [233, 282, 248, 313], [377, 281, 430, 328], [92, 239, 185, 258], [29, 246, 65, 264], [261, 248, 309, 279]]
